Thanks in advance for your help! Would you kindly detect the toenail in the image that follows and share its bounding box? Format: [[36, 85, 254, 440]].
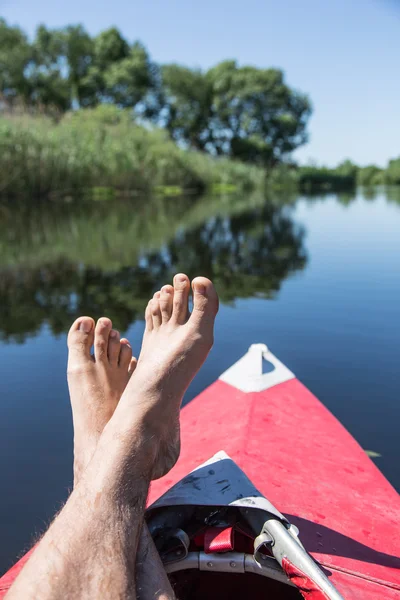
[[162, 286, 171, 294], [109, 330, 119, 339], [100, 318, 111, 327], [79, 319, 92, 333], [175, 274, 187, 283], [195, 283, 206, 295]]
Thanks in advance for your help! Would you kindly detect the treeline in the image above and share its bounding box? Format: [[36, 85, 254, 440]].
[[298, 158, 400, 192], [0, 19, 311, 169], [2, 19, 398, 197]]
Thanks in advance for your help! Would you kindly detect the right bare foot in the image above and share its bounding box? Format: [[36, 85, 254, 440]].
[[67, 316, 137, 484], [104, 274, 219, 480]]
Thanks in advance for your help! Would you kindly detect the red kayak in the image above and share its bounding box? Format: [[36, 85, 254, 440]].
[[1, 344, 400, 598]]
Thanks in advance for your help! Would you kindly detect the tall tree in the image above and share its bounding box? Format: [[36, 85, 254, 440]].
[[207, 61, 311, 166], [386, 157, 400, 185], [160, 65, 214, 150], [103, 41, 154, 109], [28, 24, 70, 112], [28, 23, 94, 110], [93, 27, 129, 70], [160, 59, 311, 167], [0, 19, 32, 105], [60, 25, 94, 107], [79, 27, 130, 107]]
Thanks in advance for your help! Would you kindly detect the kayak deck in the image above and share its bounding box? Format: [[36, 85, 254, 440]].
[[149, 346, 400, 598], [1, 345, 399, 599]]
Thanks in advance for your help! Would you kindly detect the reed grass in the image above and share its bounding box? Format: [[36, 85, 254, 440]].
[[0, 107, 265, 199]]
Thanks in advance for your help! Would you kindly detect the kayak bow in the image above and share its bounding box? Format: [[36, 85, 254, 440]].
[[148, 344, 400, 599], [1, 344, 399, 599]]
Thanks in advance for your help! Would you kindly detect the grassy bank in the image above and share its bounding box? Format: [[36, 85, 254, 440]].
[[0, 107, 266, 199], [1, 107, 399, 200]]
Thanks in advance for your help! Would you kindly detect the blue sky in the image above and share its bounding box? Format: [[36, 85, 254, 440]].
[[2, 0, 399, 166]]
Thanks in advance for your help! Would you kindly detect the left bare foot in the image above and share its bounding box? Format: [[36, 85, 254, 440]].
[[67, 316, 137, 484]]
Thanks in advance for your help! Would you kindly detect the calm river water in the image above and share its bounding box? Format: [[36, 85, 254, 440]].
[[0, 188, 399, 573]]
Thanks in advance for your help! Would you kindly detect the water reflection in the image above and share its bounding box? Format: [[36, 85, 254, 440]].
[[0, 194, 307, 341]]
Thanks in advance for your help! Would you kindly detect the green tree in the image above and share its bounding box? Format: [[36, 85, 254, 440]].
[[79, 27, 130, 107], [386, 157, 400, 185], [93, 27, 129, 70], [28, 24, 70, 112], [160, 65, 214, 150], [357, 165, 383, 186], [28, 23, 94, 110], [103, 42, 154, 109], [160, 60, 311, 167], [60, 25, 94, 107], [0, 19, 32, 105], [208, 61, 311, 166], [335, 159, 358, 179]]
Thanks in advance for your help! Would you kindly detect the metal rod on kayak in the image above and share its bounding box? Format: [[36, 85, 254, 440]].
[[259, 519, 344, 600]]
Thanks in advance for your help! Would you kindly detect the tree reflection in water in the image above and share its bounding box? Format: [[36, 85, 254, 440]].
[[0, 194, 307, 341]]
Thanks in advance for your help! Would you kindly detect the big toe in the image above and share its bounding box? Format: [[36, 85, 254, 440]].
[[67, 317, 95, 365], [190, 277, 219, 329]]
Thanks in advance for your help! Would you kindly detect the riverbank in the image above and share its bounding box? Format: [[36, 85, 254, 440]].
[[0, 108, 266, 199], [1, 107, 399, 200]]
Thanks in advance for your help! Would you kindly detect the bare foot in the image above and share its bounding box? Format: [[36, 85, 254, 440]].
[[105, 274, 219, 480], [67, 316, 175, 600], [67, 316, 137, 484]]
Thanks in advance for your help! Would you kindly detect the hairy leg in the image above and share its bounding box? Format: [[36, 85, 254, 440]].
[[68, 315, 174, 600], [6, 276, 218, 600]]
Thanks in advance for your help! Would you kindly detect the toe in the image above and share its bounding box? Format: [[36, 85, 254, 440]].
[[151, 292, 162, 328], [119, 338, 133, 370], [67, 317, 95, 365], [160, 285, 174, 323], [128, 356, 138, 376], [94, 317, 112, 363], [190, 277, 219, 329], [108, 329, 121, 365], [171, 273, 190, 324], [145, 301, 153, 332]]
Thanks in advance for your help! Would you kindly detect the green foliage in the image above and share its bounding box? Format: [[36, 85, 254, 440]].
[[103, 42, 154, 108], [297, 165, 357, 192], [160, 60, 311, 166], [335, 159, 358, 179], [0, 18, 311, 167], [0, 18, 32, 103], [1, 18, 398, 191], [0, 109, 265, 198], [207, 61, 311, 166], [357, 165, 384, 186], [386, 157, 400, 185], [92, 27, 129, 70], [161, 64, 213, 150]]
